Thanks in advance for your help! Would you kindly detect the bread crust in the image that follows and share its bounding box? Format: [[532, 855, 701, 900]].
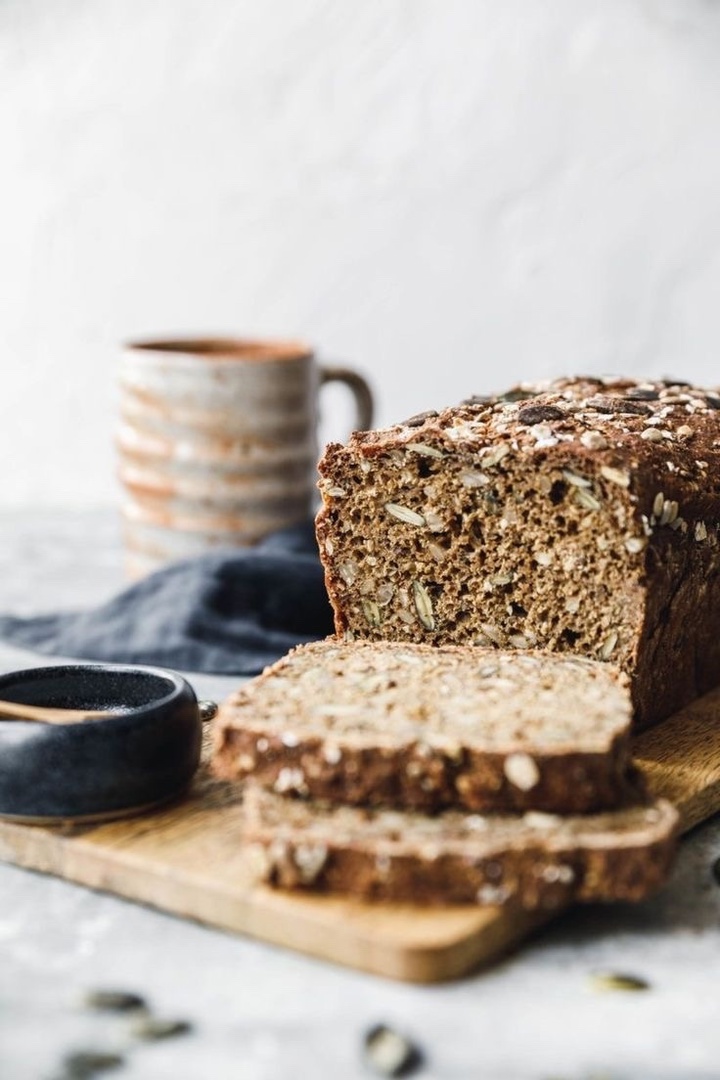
[[242, 785, 679, 908]]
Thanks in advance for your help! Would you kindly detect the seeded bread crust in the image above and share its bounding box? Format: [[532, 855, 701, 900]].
[[213, 641, 641, 813], [242, 785, 679, 907], [316, 377, 720, 728]]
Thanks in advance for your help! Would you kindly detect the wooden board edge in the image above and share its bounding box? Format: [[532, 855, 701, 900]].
[[0, 815, 554, 982]]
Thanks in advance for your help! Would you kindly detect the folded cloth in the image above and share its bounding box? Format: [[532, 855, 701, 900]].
[[0, 522, 335, 675]]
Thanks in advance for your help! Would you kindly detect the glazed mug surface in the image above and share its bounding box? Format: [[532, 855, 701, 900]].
[[117, 338, 373, 577]]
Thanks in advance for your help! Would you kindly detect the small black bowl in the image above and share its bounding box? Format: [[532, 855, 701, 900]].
[[0, 664, 205, 823]]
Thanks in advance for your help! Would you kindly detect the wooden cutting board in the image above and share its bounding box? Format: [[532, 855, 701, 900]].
[[0, 688, 719, 984]]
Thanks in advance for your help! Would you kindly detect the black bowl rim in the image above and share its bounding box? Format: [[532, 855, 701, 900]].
[[0, 662, 192, 727]]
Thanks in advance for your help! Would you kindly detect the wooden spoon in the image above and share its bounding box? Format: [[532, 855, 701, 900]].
[[0, 700, 109, 725], [0, 699, 217, 726]]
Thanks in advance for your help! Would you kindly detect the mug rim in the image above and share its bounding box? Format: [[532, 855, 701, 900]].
[[125, 337, 314, 363]]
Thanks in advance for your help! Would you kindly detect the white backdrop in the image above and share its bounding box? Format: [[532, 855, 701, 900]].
[[1, 0, 720, 507]]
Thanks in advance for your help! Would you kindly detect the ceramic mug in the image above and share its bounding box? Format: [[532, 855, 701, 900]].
[[117, 337, 373, 577]]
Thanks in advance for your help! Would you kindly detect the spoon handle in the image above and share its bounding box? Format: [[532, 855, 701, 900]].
[[0, 700, 108, 725]]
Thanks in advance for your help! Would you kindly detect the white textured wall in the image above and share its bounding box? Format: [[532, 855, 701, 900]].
[[2, 0, 720, 507]]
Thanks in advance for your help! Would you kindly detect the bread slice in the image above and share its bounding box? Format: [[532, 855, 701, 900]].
[[213, 640, 639, 813], [315, 377, 720, 729], [241, 784, 678, 907]]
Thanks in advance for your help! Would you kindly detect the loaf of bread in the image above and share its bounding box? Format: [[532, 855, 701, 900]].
[[316, 377, 720, 728], [241, 784, 678, 907], [213, 640, 640, 813]]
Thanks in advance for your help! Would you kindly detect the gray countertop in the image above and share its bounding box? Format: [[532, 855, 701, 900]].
[[0, 510, 719, 1080]]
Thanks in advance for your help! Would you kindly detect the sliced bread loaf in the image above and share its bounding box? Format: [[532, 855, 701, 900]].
[[316, 376, 720, 728], [212, 640, 639, 813], [241, 784, 678, 907]]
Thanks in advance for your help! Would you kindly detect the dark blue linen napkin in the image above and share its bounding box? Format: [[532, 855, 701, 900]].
[[0, 522, 335, 675]]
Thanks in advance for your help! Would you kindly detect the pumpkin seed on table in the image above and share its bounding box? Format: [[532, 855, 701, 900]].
[[363, 1023, 424, 1077], [589, 971, 650, 992], [60, 1050, 125, 1078], [82, 989, 147, 1013], [129, 1015, 192, 1041]]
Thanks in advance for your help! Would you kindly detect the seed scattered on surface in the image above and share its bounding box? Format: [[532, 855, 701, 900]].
[[323, 744, 343, 765], [530, 423, 556, 443], [325, 485, 347, 497], [518, 404, 565, 425], [562, 469, 592, 488], [62, 1050, 125, 1077], [384, 503, 425, 526], [641, 428, 664, 443], [626, 386, 660, 401], [508, 633, 531, 649], [540, 863, 576, 884], [659, 499, 679, 526], [293, 843, 329, 884], [274, 767, 306, 794], [585, 395, 651, 416], [402, 409, 439, 428], [479, 623, 504, 645], [695, 521, 708, 542], [362, 598, 382, 627], [624, 537, 646, 555], [82, 989, 147, 1013], [412, 581, 435, 630], [459, 469, 490, 488], [405, 442, 444, 458], [338, 561, 358, 586], [579, 430, 608, 450], [479, 443, 510, 467], [503, 752, 540, 791], [590, 972, 650, 992], [573, 488, 601, 512], [476, 883, 512, 905], [676, 424, 693, 438], [599, 631, 619, 660], [652, 492, 665, 518], [488, 572, 514, 586], [600, 465, 631, 488], [364, 1024, 423, 1078], [376, 583, 395, 606], [423, 509, 445, 532], [535, 551, 553, 567], [427, 542, 447, 563], [129, 1016, 192, 1042]]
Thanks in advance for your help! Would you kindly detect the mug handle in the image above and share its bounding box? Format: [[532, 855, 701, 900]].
[[319, 366, 374, 433]]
